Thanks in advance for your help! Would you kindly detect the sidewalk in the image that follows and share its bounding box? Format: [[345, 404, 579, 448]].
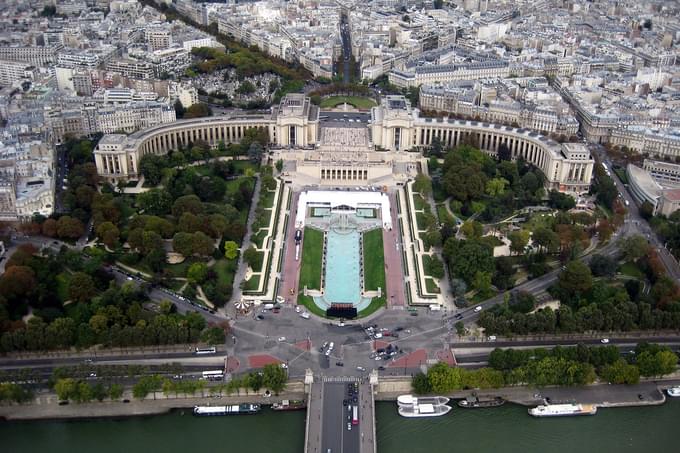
[[0, 384, 306, 421]]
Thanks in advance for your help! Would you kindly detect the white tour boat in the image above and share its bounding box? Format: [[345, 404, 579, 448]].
[[397, 394, 452, 418], [528, 403, 597, 417], [666, 386, 680, 397]]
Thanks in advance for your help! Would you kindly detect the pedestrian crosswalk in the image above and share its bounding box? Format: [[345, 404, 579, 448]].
[[322, 375, 359, 383]]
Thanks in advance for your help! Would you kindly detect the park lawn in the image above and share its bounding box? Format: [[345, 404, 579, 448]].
[[421, 254, 437, 278], [243, 275, 261, 291], [319, 96, 377, 109], [248, 250, 266, 272], [436, 204, 454, 225], [56, 272, 71, 303], [363, 229, 386, 292], [251, 229, 267, 249], [413, 194, 427, 211], [425, 278, 441, 294], [619, 261, 644, 279], [358, 296, 386, 318], [299, 227, 323, 290], [165, 257, 203, 278], [260, 189, 276, 209], [415, 212, 428, 231], [213, 258, 238, 287], [231, 160, 259, 175], [298, 294, 326, 318]]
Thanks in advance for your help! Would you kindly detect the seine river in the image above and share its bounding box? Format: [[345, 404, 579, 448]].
[[3, 400, 680, 453]]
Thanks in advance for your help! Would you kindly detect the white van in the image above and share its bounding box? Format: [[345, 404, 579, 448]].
[[300, 312, 310, 319], [263, 303, 275, 310], [429, 304, 441, 311]]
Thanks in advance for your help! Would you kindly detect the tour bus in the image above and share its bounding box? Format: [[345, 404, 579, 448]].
[[202, 370, 224, 381], [352, 405, 359, 425], [195, 346, 217, 355]]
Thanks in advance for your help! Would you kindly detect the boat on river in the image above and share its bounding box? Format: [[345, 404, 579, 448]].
[[457, 394, 505, 409], [666, 387, 680, 397], [193, 404, 261, 416], [272, 400, 307, 411], [397, 394, 451, 418], [528, 403, 597, 417]]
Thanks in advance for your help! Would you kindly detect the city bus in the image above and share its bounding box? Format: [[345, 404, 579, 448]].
[[352, 405, 359, 425], [202, 370, 224, 381], [195, 346, 217, 355]]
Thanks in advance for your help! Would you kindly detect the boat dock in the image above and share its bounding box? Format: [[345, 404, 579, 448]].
[[304, 374, 376, 453]]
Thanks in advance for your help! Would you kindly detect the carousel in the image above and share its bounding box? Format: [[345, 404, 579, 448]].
[[234, 299, 252, 314]]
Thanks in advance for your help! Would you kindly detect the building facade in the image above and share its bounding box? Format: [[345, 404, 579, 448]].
[[95, 94, 592, 194], [371, 96, 594, 193]]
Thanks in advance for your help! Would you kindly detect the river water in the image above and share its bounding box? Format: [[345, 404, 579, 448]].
[[3, 400, 680, 453]]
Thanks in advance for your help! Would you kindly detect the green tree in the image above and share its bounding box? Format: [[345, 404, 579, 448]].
[[558, 261, 593, 295], [413, 174, 433, 196], [618, 234, 651, 262], [56, 216, 84, 239], [96, 221, 120, 249], [262, 363, 287, 393], [589, 254, 617, 277], [54, 378, 78, 401], [192, 231, 215, 257], [187, 262, 208, 284], [137, 189, 172, 216], [201, 326, 226, 345], [427, 362, 462, 393], [601, 359, 640, 384], [109, 383, 124, 400], [460, 221, 483, 239], [486, 177, 509, 196], [472, 271, 492, 296], [224, 241, 239, 260], [532, 227, 559, 253], [447, 240, 494, 284], [171, 232, 192, 257], [412, 372, 432, 394], [184, 103, 212, 119], [243, 246, 262, 270], [508, 230, 530, 255], [68, 272, 97, 304], [139, 154, 166, 186]]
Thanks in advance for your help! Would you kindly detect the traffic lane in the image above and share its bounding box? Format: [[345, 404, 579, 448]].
[[450, 338, 680, 349], [321, 383, 345, 453], [346, 388, 360, 453], [0, 350, 216, 367]]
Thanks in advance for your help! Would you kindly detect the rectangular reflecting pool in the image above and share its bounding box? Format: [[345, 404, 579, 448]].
[[324, 229, 361, 304]]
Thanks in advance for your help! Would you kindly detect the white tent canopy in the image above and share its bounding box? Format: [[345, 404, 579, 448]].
[[295, 190, 392, 230]]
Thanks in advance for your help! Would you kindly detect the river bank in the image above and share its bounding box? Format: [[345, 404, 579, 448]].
[[0, 387, 306, 422], [2, 376, 679, 422], [376, 376, 677, 408]]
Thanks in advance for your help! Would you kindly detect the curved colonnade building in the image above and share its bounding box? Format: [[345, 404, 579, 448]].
[[95, 94, 593, 194], [370, 96, 593, 193], [95, 94, 318, 182]]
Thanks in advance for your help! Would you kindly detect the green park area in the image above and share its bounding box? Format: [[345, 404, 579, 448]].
[[363, 229, 386, 291], [298, 227, 324, 290], [0, 133, 283, 354], [320, 96, 377, 109]]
